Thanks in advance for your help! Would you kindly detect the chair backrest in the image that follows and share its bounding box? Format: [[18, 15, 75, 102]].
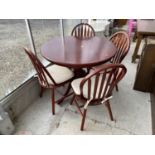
[[23, 48, 56, 87], [80, 64, 127, 100], [71, 23, 95, 39], [110, 31, 130, 64]]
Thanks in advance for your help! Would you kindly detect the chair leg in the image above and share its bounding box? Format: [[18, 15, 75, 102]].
[[115, 84, 119, 91], [70, 94, 76, 105], [133, 32, 137, 42], [105, 100, 114, 121], [64, 84, 71, 96], [114, 71, 118, 92], [56, 84, 73, 105], [80, 109, 87, 131], [40, 86, 44, 97], [51, 88, 55, 115]]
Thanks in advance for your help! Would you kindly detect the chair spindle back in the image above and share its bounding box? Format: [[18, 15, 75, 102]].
[[71, 23, 95, 39], [110, 31, 130, 64], [80, 64, 127, 100]]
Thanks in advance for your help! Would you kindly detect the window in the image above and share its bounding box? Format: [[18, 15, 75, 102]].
[[0, 19, 33, 101], [62, 19, 81, 36], [0, 19, 82, 102], [29, 19, 62, 64]]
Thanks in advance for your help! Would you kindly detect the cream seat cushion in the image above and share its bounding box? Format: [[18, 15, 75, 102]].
[[45, 64, 74, 84], [71, 75, 109, 99]]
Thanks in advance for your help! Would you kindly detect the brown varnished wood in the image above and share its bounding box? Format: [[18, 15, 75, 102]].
[[133, 44, 155, 92], [109, 31, 130, 91], [24, 48, 74, 115], [81, 109, 87, 130], [71, 23, 95, 39], [52, 88, 55, 115], [87, 78, 91, 99], [110, 31, 130, 64], [137, 20, 155, 35], [71, 64, 127, 130], [132, 20, 155, 62], [41, 36, 116, 69], [93, 74, 100, 99], [105, 100, 114, 121]]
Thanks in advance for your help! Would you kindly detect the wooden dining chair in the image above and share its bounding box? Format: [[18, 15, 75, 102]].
[[24, 48, 74, 115], [71, 23, 95, 39], [71, 64, 127, 131], [110, 31, 130, 64], [92, 31, 130, 91]]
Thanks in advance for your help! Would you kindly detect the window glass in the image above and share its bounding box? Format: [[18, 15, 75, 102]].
[[0, 19, 83, 102], [88, 19, 112, 37], [29, 19, 62, 64], [62, 19, 81, 36], [0, 19, 33, 101]]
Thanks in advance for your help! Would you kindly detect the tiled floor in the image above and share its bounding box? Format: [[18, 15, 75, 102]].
[[14, 41, 152, 135]]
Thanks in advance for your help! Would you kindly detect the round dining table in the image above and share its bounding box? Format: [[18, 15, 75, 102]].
[[41, 36, 116, 77]]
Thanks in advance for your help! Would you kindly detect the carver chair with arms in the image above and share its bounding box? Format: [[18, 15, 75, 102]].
[[71, 64, 127, 131], [24, 48, 74, 115]]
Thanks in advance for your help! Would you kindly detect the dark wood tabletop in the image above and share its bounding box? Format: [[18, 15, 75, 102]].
[[132, 20, 155, 63], [138, 20, 155, 35], [41, 36, 116, 68]]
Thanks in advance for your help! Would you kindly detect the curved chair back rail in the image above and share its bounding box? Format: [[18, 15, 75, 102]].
[[80, 64, 127, 101], [71, 23, 95, 39], [110, 31, 130, 64]]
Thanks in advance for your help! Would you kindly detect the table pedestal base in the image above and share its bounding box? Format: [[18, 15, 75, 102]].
[[74, 68, 88, 78]]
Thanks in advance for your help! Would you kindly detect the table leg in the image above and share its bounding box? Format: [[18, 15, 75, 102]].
[[133, 31, 137, 42], [132, 33, 142, 63]]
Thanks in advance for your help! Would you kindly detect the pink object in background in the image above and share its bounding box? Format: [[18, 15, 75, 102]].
[[128, 19, 137, 37]]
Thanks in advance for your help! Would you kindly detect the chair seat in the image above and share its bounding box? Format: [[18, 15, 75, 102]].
[[71, 78, 83, 96], [46, 64, 74, 84], [71, 76, 108, 99]]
